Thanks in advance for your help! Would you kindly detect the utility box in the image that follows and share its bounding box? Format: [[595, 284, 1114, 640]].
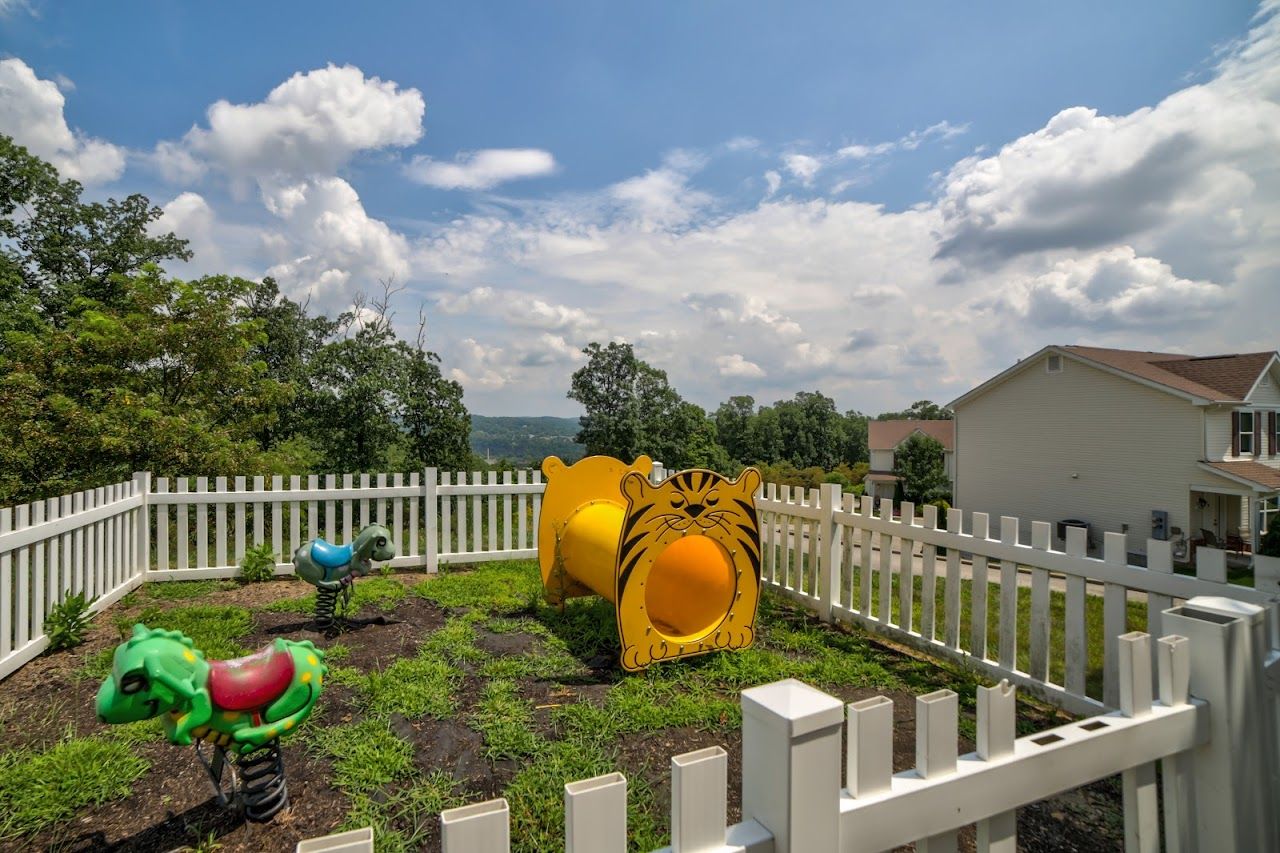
[[1151, 509, 1170, 541]]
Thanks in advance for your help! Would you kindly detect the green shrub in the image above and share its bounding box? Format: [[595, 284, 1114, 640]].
[[239, 541, 277, 583], [1260, 512, 1280, 558], [43, 591, 97, 651]]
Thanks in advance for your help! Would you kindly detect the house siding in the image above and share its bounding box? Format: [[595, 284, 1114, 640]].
[[954, 355, 1241, 554], [870, 449, 895, 471]]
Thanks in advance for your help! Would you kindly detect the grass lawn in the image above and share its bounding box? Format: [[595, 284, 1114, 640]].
[[0, 560, 1125, 853]]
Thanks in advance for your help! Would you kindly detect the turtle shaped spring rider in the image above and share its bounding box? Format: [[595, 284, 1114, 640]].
[[292, 523, 396, 629], [96, 624, 326, 822]]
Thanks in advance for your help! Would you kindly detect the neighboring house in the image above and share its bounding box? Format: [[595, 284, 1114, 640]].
[[865, 420, 956, 503], [949, 345, 1280, 556]]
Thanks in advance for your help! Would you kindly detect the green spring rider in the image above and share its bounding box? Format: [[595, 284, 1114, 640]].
[[95, 624, 327, 822]]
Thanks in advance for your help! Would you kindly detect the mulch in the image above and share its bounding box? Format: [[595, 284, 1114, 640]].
[[0, 575, 1123, 852]]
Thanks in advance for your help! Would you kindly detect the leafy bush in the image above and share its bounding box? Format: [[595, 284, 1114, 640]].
[[239, 541, 277, 583], [43, 592, 97, 651], [1259, 512, 1280, 558]]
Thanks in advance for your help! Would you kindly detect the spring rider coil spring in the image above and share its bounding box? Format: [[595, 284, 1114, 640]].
[[538, 455, 763, 671]]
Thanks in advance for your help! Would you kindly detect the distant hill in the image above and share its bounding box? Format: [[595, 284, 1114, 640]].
[[469, 416, 585, 465]]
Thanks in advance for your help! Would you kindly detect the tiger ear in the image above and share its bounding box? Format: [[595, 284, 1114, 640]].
[[620, 471, 650, 504], [732, 467, 762, 497], [542, 456, 566, 480]]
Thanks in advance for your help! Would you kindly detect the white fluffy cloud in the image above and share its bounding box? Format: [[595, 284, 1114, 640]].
[[716, 354, 766, 378], [260, 177, 411, 306], [406, 148, 556, 190], [168, 64, 424, 182], [0, 59, 125, 184]]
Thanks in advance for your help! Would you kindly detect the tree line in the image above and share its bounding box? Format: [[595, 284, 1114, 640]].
[[567, 342, 953, 505], [0, 135, 469, 506]]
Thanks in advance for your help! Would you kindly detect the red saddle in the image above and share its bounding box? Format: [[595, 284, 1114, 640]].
[[207, 643, 296, 712]]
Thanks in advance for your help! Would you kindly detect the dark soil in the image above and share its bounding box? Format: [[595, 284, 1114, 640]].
[[0, 574, 1123, 852]]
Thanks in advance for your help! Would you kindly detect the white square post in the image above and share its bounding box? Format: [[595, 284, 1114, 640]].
[[565, 772, 626, 853], [1162, 596, 1279, 851], [741, 678, 844, 853], [441, 798, 510, 853]]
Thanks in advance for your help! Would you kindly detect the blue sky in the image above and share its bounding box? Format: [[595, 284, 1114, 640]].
[[2, 0, 1277, 416]]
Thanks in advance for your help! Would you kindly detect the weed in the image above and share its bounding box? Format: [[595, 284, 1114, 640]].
[[412, 560, 542, 613], [238, 542, 277, 583], [469, 680, 543, 759], [362, 655, 460, 719], [43, 592, 97, 652], [78, 604, 253, 679], [341, 773, 462, 853]]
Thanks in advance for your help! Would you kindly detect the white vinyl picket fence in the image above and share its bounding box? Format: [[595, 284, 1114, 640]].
[[755, 483, 1280, 716], [429, 596, 1280, 853]]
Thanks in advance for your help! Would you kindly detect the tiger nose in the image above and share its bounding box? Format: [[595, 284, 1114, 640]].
[[686, 504, 705, 518]]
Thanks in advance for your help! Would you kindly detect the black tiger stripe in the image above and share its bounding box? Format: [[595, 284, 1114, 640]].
[[733, 498, 756, 520], [619, 501, 654, 546], [616, 548, 646, 597], [617, 531, 649, 567]]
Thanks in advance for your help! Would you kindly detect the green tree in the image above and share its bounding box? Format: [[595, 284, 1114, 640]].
[[893, 433, 951, 505], [568, 341, 690, 463], [774, 391, 846, 469], [395, 311, 470, 471], [714, 395, 756, 464], [841, 410, 869, 464], [876, 400, 953, 421]]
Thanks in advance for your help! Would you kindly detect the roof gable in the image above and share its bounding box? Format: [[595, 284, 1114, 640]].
[[868, 419, 955, 451], [949, 345, 1278, 409]]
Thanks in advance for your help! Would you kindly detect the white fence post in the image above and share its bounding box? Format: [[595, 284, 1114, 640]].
[[818, 482, 841, 623], [132, 472, 150, 576], [295, 826, 374, 853], [847, 695, 893, 798], [1162, 596, 1279, 851], [440, 798, 510, 853], [565, 772, 626, 853], [916, 689, 959, 853], [651, 460, 665, 484], [1119, 632, 1159, 852], [975, 680, 1017, 852], [424, 467, 438, 573], [670, 746, 727, 852], [741, 678, 843, 853]]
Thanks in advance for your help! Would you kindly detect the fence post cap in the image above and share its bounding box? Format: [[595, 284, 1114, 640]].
[[742, 678, 843, 736], [1181, 595, 1266, 624]]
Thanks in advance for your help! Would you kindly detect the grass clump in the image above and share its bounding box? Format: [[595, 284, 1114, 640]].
[[79, 603, 253, 679], [419, 617, 486, 665], [308, 718, 414, 793], [363, 655, 461, 719], [413, 560, 542, 614], [469, 680, 544, 759], [0, 732, 149, 839]]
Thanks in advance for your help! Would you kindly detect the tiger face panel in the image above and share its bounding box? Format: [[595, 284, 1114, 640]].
[[616, 467, 762, 671]]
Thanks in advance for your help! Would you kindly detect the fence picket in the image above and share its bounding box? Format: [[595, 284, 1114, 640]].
[[423, 469, 436, 569], [472, 470, 482, 554], [290, 475, 302, 558], [408, 472, 420, 560], [976, 681, 1017, 853], [859, 497, 874, 616], [877, 499, 893, 624], [971, 513, 990, 659], [1103, 532, 1128, 709], [1029, 522, 1052, 683], [944, 508, 962, 650], [359, 473, 370, 529], [899, 502, 915, 634], [196, 477, 209, 569], [442, 471, 452, 556], [32, 501, 45, 639], [214, 476, 227, 568], [254, 475, 265, 547], [1064, 527, 1088, 697], [842, 494, 857, 610], [175, 478, 188, 571], [502, 471, 513, 552], [390, 474, 401, 556], [325, 474, 336, 545], [532, 470, 543, 545], [565, 772, 626, 852], [234, 476, 247, 563], [998, 517, 1019, 672], [342, 473, 353, 546], [272, 476, 283, 559], [73, 492, 86, 594], [920, 505, 939, 642], [915, 688, 959, 853], [488, 471, 498, 553]]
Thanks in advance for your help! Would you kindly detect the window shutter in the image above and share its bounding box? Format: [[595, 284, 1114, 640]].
[[1232, 411, 1240, 456], [1272, 412, 1277, 456]]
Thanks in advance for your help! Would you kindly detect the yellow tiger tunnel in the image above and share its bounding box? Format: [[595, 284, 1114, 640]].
[[537, 455, 763, 671]]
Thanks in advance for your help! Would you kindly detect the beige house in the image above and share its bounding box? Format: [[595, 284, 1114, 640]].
[[949, 345, 1280, 557], [865, 420, 956, 503]]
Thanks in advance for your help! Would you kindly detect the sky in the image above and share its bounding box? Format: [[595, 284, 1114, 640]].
[[1, 1, 1277, 418]]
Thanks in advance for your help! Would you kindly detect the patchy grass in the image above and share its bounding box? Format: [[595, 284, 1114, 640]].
[[78, 603, 253, 680], [129, 579, 238, 602], [342, 774, 463, 853], [413, 560, 543, 613], [361, 654, 462, 719], [0, 732, 149, 839], [308, 718, 415, 793], [469, 680, 543, 760], [263, 576, 408, 615]]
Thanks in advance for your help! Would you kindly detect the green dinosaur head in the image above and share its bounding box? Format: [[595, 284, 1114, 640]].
[[95, 624, 208, 724], [356, 523, 396, 563]]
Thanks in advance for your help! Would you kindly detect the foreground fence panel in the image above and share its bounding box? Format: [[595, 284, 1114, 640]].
[[439, 597, 1279, 852]]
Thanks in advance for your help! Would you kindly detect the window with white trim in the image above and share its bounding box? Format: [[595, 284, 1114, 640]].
[[1046, 354, 1062, 373], [1260, 496, 1279, 537], [1239, 411, 1255, 454]]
